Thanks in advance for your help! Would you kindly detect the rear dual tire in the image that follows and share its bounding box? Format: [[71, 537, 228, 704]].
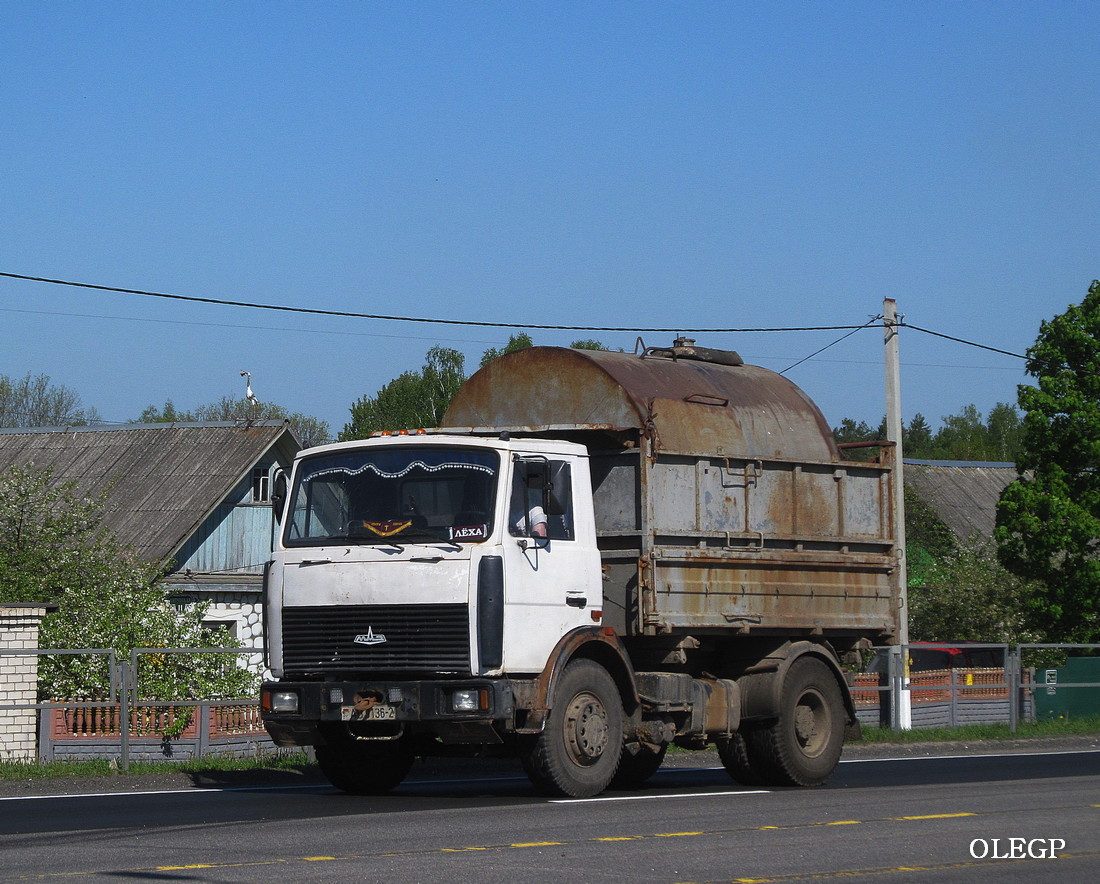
[[720, 656, 845, 787]]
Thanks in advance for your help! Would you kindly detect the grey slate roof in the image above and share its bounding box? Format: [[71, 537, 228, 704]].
[[0, 421, 299, 563], [903, 458, 1019, 545]]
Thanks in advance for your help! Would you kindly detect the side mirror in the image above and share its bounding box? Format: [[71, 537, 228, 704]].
[[271, 470, 288, 524], [520, 460, 569, 516]]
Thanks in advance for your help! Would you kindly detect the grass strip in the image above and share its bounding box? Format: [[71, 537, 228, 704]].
[[0, 750, 314, 782]]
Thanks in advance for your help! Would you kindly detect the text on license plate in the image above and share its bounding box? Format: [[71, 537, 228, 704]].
[[341, 704, 397, 721]]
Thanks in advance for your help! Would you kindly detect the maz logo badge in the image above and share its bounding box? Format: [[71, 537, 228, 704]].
[[353, 627, 387, 646]]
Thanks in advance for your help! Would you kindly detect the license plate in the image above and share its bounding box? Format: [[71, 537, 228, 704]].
[[341, 704, 397, 722]]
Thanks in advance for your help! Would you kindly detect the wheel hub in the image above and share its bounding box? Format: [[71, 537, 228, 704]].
[[564, 691, 609, 765], [794, 689, 828, 757]]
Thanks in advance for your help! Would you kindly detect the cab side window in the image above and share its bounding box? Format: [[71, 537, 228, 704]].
[[508, 460, 574, 541]]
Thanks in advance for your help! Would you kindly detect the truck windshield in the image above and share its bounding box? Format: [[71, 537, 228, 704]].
[[284, 446, 500, 546]]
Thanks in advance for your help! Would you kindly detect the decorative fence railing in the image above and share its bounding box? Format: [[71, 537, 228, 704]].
[[49, 698, 265, 739], [39, 698, 270, 764], [850, 666, 1033, 729], [0, 647, 273, 768]]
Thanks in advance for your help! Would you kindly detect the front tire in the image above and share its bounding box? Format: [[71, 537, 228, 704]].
[[745, 656, 845, 786], [521, 659, 624, 798]]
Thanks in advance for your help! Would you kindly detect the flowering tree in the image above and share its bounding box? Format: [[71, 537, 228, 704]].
[[0, 466, 255, 713]]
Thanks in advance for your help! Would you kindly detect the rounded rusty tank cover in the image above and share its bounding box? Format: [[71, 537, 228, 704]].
[[442, 345, 840, 461]]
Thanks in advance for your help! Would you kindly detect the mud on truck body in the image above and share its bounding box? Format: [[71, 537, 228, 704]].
[[261, 339, 901, 797]]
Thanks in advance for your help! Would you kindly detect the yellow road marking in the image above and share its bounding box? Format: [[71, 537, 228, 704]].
[[511, 841, 563, 847], [824, 820, 861, 826], [656, 831, 704, 837], [892, 813, 976, 820], [157, 865, 215, 871]]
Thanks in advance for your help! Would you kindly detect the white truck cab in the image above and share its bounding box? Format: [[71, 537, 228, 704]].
[[267, 433, 602, 679]]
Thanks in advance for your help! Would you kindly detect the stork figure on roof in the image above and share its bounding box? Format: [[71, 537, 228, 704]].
[[241, 370, 259, 420]]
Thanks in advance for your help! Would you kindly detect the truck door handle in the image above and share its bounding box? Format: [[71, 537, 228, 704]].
[[566, 595, 587, 608]]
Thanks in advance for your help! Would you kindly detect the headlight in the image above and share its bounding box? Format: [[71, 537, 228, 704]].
[[264, 689, 300, 713], [451, 689, 480, 712]]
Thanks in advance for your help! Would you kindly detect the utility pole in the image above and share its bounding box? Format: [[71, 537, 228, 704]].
[[883, 299, 912, 729]]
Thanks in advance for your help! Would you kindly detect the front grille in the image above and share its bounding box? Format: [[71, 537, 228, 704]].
[[281, 604, 470, 675]]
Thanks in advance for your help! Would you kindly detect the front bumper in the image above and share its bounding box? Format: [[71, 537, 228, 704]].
[[260, 678, 516, 746]]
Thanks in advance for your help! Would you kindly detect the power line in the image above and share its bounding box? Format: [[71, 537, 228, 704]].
[[780, 316, 883, 374], [2, 270, 1042, 367], [0, 271, 869, 334], [899, 321, 1028, 361]]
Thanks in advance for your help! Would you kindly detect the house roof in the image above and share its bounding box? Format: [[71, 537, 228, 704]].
[[0, 421, 300, 563], [903, 458, 1019, 545]]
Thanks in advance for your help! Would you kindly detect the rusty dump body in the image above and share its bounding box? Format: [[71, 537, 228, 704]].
[[443, 341, 900, 648]]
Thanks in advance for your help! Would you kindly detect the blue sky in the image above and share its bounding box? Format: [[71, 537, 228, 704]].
[[2, 2, 1097, 439]]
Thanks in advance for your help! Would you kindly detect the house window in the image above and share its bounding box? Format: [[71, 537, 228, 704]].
[[202, 619, 238, 643], [252, 467, 270, 503]]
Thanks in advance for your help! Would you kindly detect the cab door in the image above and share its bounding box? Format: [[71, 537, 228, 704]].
[[499, 454, 603, 673]]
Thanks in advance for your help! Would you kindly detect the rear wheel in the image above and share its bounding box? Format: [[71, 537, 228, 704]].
[[315, 729, 415, 794], [745, 656, 845, 786], [610, 743, 667, 788], [717, 729, 767, 787], [521, 659, 624, 798]]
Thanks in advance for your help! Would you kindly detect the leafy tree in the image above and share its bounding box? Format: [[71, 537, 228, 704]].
[[929, 404, 988, 461], [138, 397, 330, 448], [0, 466, 254, 718], [833, 417, 877, 446], [996, 280, 1100, 642], [985, 402, 1023, 463], [341, 337, 613, 441], [0, 372, 100, 427], [0, 466, 106, 605], [908, 544, 1040, 643], [832, 406, 1021, 463], [340, 346, 466, 440], [479, 333, 534, 368]]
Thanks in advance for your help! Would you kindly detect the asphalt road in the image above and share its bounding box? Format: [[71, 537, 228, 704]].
[[1, 740, 1098, 883]]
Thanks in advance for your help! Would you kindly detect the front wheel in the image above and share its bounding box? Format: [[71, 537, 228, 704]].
[[520, 659, 624, 798], [744, 656, 846, 786]]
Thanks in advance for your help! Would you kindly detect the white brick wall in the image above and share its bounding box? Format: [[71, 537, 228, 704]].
[[0, 606, 49, 762]]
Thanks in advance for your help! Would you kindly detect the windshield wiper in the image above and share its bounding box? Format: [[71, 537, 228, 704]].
[[396, 528, 462, 549]]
